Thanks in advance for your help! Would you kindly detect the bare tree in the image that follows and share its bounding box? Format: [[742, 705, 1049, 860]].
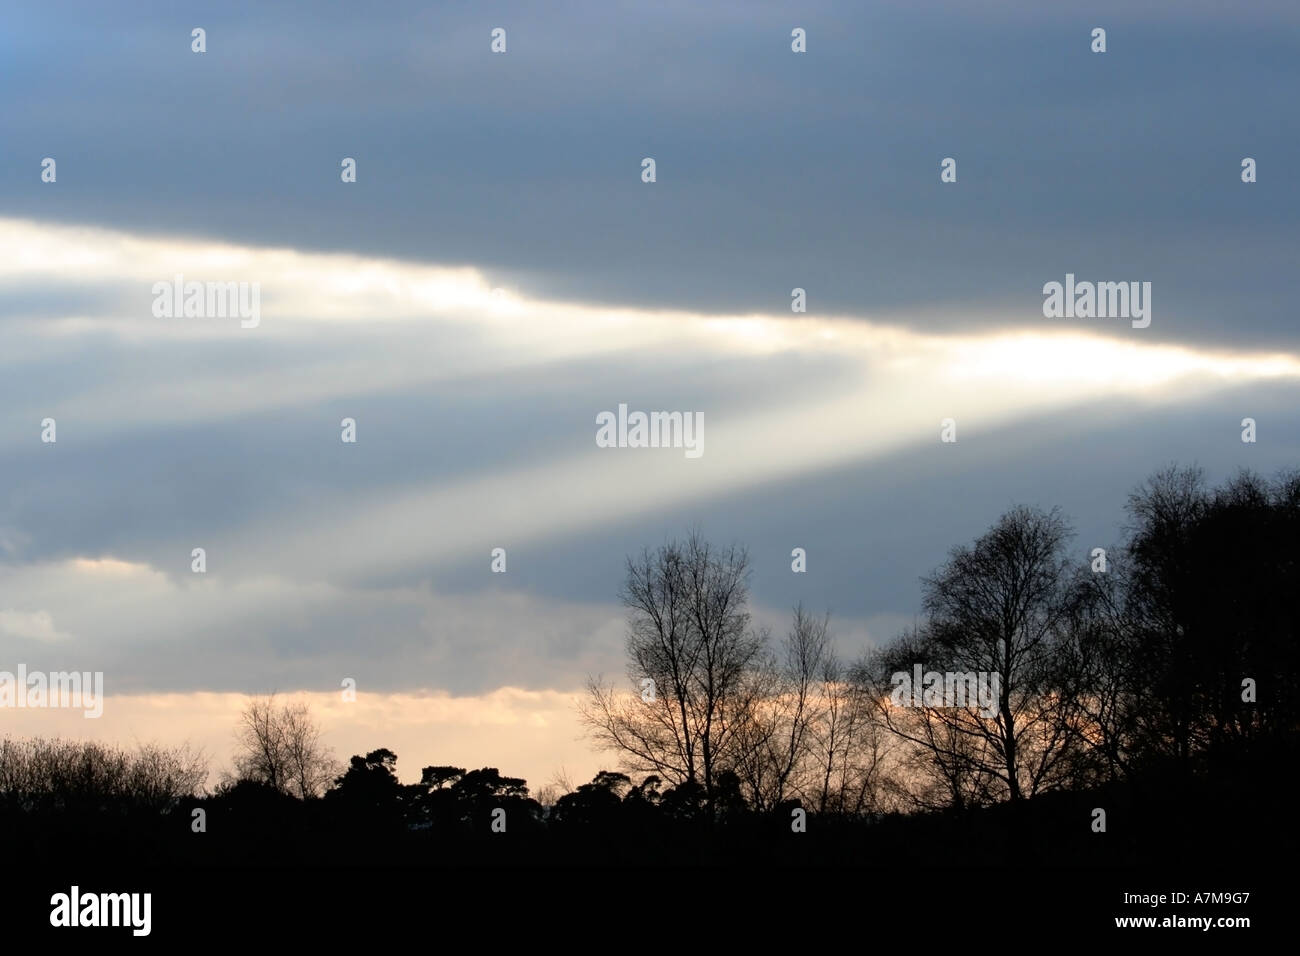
[[1120, 465, 1208, 770], [731, 604, 829, 811], [584, 536, 896, 816], [803, 650, 894, 815], [1058, 562, 1139, 783], [0, 737, 206, 812], [1117, 466, 1300, 772], [867, 506, 1091, 806], [581, 532, 767, 807], [535, 767, 575, 807], [232, 694, 336, 799], [859, 636, 1002, 811]]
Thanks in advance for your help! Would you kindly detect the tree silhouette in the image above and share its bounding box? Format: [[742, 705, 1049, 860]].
[[231, 694, 337, 799], [326, 748, 403, 827], [865, 506, 1091, 804], [581, 532, 767, 808], [1118, 466, 1300, 775]]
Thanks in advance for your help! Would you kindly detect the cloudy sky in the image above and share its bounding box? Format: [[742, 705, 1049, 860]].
[[2, 0, 1298, 789]]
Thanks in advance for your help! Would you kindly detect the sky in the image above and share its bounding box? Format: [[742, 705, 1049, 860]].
[[1, 0, 1298, 790]]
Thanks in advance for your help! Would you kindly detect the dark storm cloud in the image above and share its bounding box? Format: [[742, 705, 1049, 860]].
[[1, 0, 1296, 348]]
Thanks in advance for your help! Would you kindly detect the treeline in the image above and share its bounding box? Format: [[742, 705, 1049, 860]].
[[0, 737, 206, 815], [2, 465, 1296, 865], [583, 466, 1299, 816], [864, 465, 1300, 807]]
